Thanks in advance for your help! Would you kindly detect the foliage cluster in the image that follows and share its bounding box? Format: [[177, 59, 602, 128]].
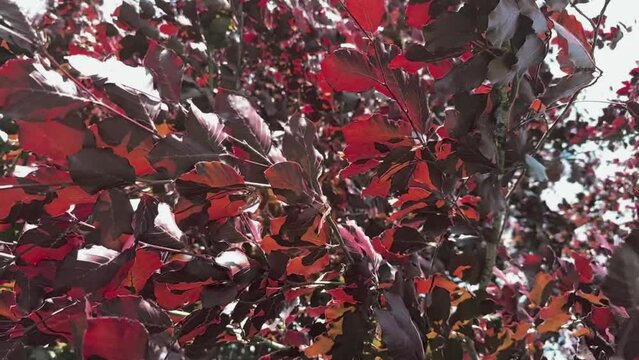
[[1, 0, 638, 359]]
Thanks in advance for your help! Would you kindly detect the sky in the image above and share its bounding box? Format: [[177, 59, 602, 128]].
[[542, 0, 639, 222]]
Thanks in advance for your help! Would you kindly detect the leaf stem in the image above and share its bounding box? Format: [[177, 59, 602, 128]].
[[226, 135, 273, 166], [590, 0, 612, 56], [244, 181, 272, 189], [0, 181, 72, 191], [40, 46, 158, 136], [337, 0, 427, 147], [326, 215, 355, 264]]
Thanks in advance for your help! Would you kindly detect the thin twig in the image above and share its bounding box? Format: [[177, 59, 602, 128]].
[[326, 215, 354, 264], [590, 0, 612, 56], [235, 0, 244, 90], [457, 333, 480, 360], [139, 241, 215, 260], [41, 47, 158, 136], [10, 300, 81, 337], [226, 135, 273, 166], [244, 181, 272, 189], [0, 182, 72, 190], [505, 168, 526, 200], [571, 2, 596, 29], [0, 252, 15, 260]]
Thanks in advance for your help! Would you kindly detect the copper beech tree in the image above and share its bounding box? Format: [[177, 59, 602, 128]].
[[0, 0, 637, 359]]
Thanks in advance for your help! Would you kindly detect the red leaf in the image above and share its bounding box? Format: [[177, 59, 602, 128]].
[[207, 194, 246, 220], [91, 117, 155, 176], [344, 0, 385, 32], [118, 249, 163, 293], [530, 272, 554, 306], [572, 252, 594, 284], [83, 317, 149, 360], [363, 161, 411, 198], [17, 120, 85, 166], [0, 178, 46, 220], [26, 298, 87, 341], [340, 159, 380, 178], [180, 161, 245, 188], [24, 167, 97, 216], [426, 60, 453, 80], [343, 114, 413, 146], [321, 49, 378, 92], [389, 54, 426, 74], [154, 282, 202, 310], [15, 226, 83, 266], [591, 307, 615, 332], [287, 252, 330, 276], [414, 275, 458, 294], [406, 1, 432, 28], [265, 161, 310, 201]]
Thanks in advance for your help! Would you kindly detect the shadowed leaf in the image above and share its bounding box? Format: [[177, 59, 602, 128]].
[[487, 0, 520, 48], [214, 90, 271, 157], [68, 148, 136, 194], [143, 41, 184, 103], [0, 59, 84, 121]]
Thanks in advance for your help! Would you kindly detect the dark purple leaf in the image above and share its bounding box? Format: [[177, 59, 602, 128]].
[[423, 6, 478, 52], [434, 53, 490, 96], [67, 55, 161, 124], [375, 292, 425, 360], [515, 35, 546, 73], [0, 59, 85, 121], [214, 90, 272, 157], [518, 0, 548, 34], [541, 70, 594, 105], [143, 41, 184, 103], [546, 0, 568, 11], [0, 0, 42, 52], [185, 99, 226, 153], [404, 43, 465, 63], [487, 0, 520, 48], [265, 161, 311, 203], [133, 195, 185, 250], [201, 284, 238, 308], [68, 148, 136, 194], [98, 295, 171, 333], [86, 189, 134, 251], [155, 258, 230, 285], [148, 134, 217, 178], [282, 114, 322, 192], [602, 231, 639, 309], [55, 246, 134, 292]]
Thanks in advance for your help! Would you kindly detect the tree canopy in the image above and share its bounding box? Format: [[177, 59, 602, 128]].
[[0, 0, 638, 359]]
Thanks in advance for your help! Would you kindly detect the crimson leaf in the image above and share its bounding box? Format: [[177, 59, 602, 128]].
[[321, 48, 378, 92]]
